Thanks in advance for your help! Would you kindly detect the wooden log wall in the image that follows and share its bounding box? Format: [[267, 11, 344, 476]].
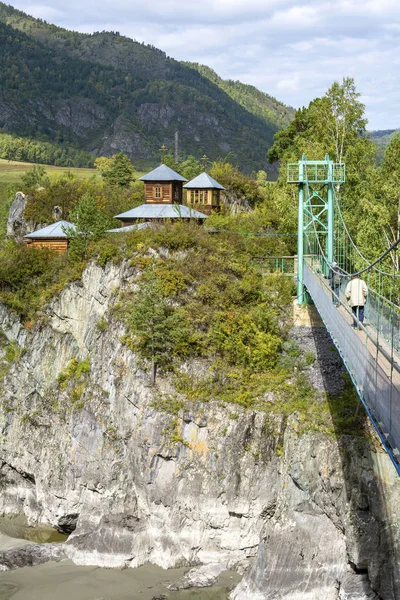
[[144, 182, 183, 204], [145, 182, 172, 203], [25, 239, 68, 253]]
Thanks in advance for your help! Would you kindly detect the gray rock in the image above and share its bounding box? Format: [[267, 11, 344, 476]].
[[168, 563, 227, 590], [0, 543, 64, 571], [6, 192, 29, 241], [0, 259, 398, 600], [52, 206, 63, 221]]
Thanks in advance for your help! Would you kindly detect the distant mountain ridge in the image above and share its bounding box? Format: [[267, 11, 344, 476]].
[[370, 129, 400, 163], [0, 2, 294, 172]]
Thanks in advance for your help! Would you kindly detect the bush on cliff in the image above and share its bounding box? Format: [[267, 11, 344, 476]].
[[113, 222, 295, 403]]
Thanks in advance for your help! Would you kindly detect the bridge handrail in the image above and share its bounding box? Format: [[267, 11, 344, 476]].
[[305, 258, 400, 373]]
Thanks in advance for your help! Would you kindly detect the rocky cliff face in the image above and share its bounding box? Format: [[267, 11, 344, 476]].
[[0, 261, 399, 599]]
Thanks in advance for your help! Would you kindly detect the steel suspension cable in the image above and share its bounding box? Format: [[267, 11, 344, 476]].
[[333, 184, 399, 277]]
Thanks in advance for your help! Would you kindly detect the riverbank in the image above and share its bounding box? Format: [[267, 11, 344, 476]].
[[0, 526, 239, 600], [0, 557, 239, 600]]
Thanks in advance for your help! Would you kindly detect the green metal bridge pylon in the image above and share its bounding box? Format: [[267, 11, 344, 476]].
[[287, 154, 345, 304]]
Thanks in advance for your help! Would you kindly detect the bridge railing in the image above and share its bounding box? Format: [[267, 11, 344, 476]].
[[304, 262, 400, 467], [252, 256, 297, 275]]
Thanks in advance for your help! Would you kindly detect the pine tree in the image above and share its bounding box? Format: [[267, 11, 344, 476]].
[[102, 153, 135, 187]]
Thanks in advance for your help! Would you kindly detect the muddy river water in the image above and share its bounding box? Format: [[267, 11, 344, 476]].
[[0, 517, 240, 600]]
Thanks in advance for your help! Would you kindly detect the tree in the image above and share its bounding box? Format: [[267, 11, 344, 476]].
[[21, 165, 50, 189], [129, 263, 193, 384], [267, 78, 377, 244], [209, 159, 265, 212], [94, 156, 113, 174], [163, 154, 180, 173], [179, 155, 203, 180], [102, 153, 135, 187], [371, 133, 400, 267], [66, 194, 113, 262], [268, 78, 370, 165]]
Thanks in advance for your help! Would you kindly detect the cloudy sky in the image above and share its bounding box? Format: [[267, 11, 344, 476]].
[[9, 0, 400, 130]]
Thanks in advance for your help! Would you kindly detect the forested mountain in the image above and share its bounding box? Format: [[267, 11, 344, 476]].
[[0, 2, 294, 172], [370, 129, 400, 163]]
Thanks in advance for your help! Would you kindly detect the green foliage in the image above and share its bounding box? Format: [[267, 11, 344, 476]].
[[0, 335, 23, 385], [67, 193, 115, 262], [0, 133, 94, 168], [96, 317, 108, 332], [20, 165, 50, 189], [151, 394, 184, 416], [57, 357, 90, 409], [269, 78, 370, 167], [209, 309, 281, 370], [24, 173, 140, 225], [92, 238, 123, 268], [179, 155, 203, 180], [0, 239, 81, 319], [209, 160, 266, 209], [267, 77, 382, 257], [94, 156, 113, 174], [113, 221, 294, 396], [164, 154, 203, 181], [348, 133, 400, 263], [57, 357, 90, 390], [370, 129, 400, 164], [125, 261, 199, 381], [102, 153, 135, 187]]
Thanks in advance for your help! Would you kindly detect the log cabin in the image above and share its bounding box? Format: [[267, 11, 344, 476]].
[[23, 220, 76, 253]]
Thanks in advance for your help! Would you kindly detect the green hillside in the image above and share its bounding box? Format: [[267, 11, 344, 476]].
[[0, 2, 294, 173], [370, 129, 400, 163]]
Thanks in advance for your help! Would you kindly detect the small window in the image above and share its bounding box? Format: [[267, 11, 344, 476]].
[[190, 190, 195, 203], [155, 186, 162, 199]]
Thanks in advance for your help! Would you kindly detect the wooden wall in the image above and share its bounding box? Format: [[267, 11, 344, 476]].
[[186, 189, 221, 214], [145, 182, 183, 204], [25, 239, 68, 253]]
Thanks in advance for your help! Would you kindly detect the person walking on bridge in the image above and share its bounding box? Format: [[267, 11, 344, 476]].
[[328, 261, 343, 306], [345, 275, 368, 328]]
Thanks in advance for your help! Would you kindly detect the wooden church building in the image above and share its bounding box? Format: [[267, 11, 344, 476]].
[[141, 163, 187, 204], [114, 164, 208, 226], [183, 172, 224, 215]]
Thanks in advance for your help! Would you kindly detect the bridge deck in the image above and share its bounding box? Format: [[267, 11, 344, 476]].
[[304, 264, 400, 464]]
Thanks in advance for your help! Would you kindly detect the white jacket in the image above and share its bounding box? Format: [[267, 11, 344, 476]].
[[345, 278, 368, 307]]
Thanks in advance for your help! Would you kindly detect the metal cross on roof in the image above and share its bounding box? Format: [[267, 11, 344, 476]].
[[201, 154, 208, 170], [160, 144, 168, 162]]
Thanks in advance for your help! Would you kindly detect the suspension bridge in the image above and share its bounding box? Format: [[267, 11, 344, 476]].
[[272, 155, 400, 474]]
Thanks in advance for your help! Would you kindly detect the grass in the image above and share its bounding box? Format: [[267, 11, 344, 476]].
[[0, 158, 97, 179], [0, 159, 145, 238]]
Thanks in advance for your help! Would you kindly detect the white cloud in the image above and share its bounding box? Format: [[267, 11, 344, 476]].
[[9, 0, 400, 129]]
